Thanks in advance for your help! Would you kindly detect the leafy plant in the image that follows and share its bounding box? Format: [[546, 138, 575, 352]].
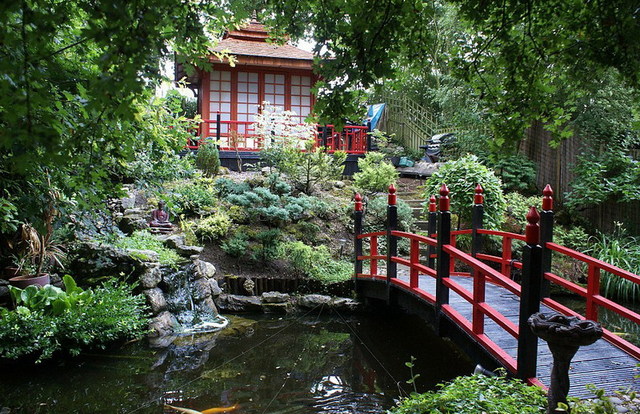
[[162, 181, 217, 217], [405, 356, 420, 394], [490, 154, 537, 194], [253, 229, 282, 263], [114, 230, 183, 268], [389, 373, 546, 414], [422, 155, 507, 230], [586, 223, 640, 303], [502, 192, 541, 233], [221, 233, 249, 258], [278, 241, 352, 284], [195, 139, 221, 177], [0, 278, 147, 362], [353, 152, 399, 194], [194, 212, 232, 243], [9, 275, 90, 316], [365, 196, 415, 233]]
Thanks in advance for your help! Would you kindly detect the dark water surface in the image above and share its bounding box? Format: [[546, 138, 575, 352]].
[[0, 310, 473, 413]]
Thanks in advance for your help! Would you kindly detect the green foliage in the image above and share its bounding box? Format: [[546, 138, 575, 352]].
[[365, 196, 415, 233], [221, 233, 249, 258], [114, 231, 183, 268], [9, 275, 90, 317], [565, 149, 640, 211], [253, 229, 282, 263], [554, 225, 590, 253], [353, 152, 399, 194], [214, 177, 252, 198], [278, 241, 352, 284], [195, 212, 232, 243], [125, 151, 197, 187], [490, 155, 537, 194], [264, 142, 347, 194], [423, 155, 506, 230], [502, 192, 541, 233], [162, 181, 217, 217], [0, 279, 147, 362], [195, 141, 221, 178], [388, 374, 546, 414], [586, 224, 640, 303]]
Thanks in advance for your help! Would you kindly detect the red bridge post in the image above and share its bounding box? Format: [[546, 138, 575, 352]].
[[471, 184, 484, 258], [354, 193, 364, 288], [436, 184, 451, 334], [387, 184, 398, 304], [517, 206, 543, 380], [427, 195, 437, 269], [540, 184, 554, 298]]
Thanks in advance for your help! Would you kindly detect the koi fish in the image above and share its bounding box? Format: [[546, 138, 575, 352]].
[[165, 404, 240, 414]]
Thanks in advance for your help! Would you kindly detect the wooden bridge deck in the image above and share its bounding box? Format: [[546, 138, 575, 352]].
[[386, 267, 640, 399]]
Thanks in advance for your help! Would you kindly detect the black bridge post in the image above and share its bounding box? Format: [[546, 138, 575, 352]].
[[471, 184, 484, 258], [366, 121, 372, 152], [436, 184, 451, 335], [354, 193, 364, 292], [322, 125, 328, 148], [427, 195, 437, 269], [386, 184, 398, 304], [540, 185, 555, 298], [517, 206, 543, 380]]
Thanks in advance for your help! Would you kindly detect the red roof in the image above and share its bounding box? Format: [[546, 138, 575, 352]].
[[212, 20, 314, 62]]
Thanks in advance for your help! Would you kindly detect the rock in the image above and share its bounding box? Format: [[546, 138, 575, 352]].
[[194, 260, 216, 279], [144, 288, 167, 315], [195, 296, 218, 315], [140, 263, 162, 289], [119, 216, 149, 234], [261, 291, 290, 304], [192, 279, 212, 301], [331, 297, 361, 311], [262, 302, 291, 314], [162, 234, 186, 250], [148, 311, 180, 337], [50, 273, 64, 288], [208, 279, 222, 297], [297, 294, 332, 309], [127, 249, 159, 263], [175, 245, 204, 257], [0, 284, 8, 302], [334, 180, 346, 189], [217, 294, 263, 312], [66, 241, 142, 282]]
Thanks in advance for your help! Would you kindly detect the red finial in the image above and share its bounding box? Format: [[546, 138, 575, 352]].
[[474, 184, 484, 205], [525, 206, 540, 245], [439, 183, 450, 212], [542, 184, 554, 211], [355, 193, 363, 212], [388, 184, 397, 206], [429, 195, 437, 213]]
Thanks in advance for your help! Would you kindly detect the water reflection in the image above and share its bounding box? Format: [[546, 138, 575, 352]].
[[0, 311, 473, 413]]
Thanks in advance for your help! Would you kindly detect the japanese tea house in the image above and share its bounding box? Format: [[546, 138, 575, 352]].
[[176, 19, 369, 171]]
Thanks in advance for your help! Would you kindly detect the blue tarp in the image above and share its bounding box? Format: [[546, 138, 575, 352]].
[[367, 103, 385, 131]]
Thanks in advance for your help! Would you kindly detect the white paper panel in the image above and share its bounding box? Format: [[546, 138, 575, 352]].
[[238, 72, 247, 82], [220, 71, 230, 81]]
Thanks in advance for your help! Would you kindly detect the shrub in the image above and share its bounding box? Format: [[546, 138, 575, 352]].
[[490, 154, 537, 194], [124, 148, 197, 187], [253, 229, 282, 262], [195, 140, 220, 177], [0, 277, 147, 362], [422, 155, 506, 230], [162, 181, 217, 217], [365, 196, 415, 232], [503, 192, 541, 233], [389, 374, 547, 414], [195, 212, 232, 243], [221, 233, 249, 258], [114, 230, 183, 268], [214, 177, 251, 197], [278, 241, 352, 284], [353, 152, 399, 194]]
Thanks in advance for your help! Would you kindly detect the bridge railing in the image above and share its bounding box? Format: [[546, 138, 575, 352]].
[[353, 182, 640, 384]]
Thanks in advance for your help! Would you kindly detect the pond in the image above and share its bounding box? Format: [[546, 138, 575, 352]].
[[0, 310, 473, 413]]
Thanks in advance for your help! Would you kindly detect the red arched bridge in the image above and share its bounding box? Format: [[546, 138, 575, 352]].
[[353, 184, 640, 398]]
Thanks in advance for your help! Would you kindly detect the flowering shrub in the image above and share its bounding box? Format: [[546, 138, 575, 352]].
[[253, 103, 316, 148]]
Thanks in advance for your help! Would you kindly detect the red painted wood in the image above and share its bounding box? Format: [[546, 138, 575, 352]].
[[388, 184, 397, 206], [474, 184, 484, 205], [354, 193, 363, 212], [473, 268, 486, 335], [502, 236, 513, 277], [391, 231, 436, 246], [479, 302, 519, 338], [429, 195, 437, 212], [586, 265, 601, 321], [439, 184, 450, 211], [525, 206, 540, 245], [542, 184, 554, 211], [410, 239, 420, 288], [370, 236, 379, 276]]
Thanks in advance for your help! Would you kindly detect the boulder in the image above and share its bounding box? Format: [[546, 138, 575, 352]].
[[191, 279, 212, 301], [194, 260, 216, 279], [148, 311, 180, 337], [144, 288, 167, 315], [297, 294, 332, 309], [140, 263, 162, 289], [208, 279, 222, 297], [262, 302, 291, 314], [216, 294, 263, 313], [127, 249, 159, 263], [331, 297, 362, 311], [261, 291, 290, 304], [175, 245, 204, 257], [195, 296, 218, 315], [162, 234, 186, 250]]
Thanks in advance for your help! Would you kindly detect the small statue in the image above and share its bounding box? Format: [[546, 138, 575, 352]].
[[149, 201, 173, 233]]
